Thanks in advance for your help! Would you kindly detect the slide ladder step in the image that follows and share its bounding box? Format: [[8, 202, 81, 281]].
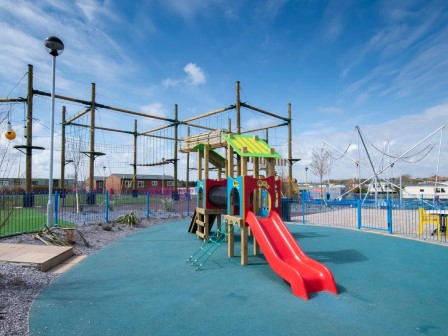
[[186, 225, 233, 270]]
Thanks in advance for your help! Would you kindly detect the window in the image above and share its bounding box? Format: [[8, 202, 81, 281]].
[[419, 189, 424, 192], [167, 181, 174, 187], [138, 181, 144, 188], [98, 181, 103, 188], [32, 181, 38, 186], [124, 180, 131, 188], [152, 181, 158, 186]]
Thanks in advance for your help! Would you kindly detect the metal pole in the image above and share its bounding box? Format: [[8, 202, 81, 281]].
[[47, 55, 56, 227], [434, 128, 443, 202]]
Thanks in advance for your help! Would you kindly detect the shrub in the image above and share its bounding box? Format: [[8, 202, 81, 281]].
[[161, 198, 176, 212], [115, 212, 140, 227]]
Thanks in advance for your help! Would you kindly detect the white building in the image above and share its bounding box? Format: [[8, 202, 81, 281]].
[[403, 183, 448, 200]]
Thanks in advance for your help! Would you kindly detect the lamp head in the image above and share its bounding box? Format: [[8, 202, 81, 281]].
[[44, 36, 64, 56]]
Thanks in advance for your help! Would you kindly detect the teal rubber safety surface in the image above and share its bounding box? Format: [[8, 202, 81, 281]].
[[29, 220, 448, 336]]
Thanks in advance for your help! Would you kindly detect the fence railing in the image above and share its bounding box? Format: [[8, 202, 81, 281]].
[[284, 193, 447, 244], [0, 191, 196, 238], [2, 190, 446, 245]]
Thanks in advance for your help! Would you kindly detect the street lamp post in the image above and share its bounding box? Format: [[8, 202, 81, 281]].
[[44, 36, 64, 227], [305, 167, 308, 191]]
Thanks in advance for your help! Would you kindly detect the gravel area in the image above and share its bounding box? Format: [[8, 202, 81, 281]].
[[0, 217, 173, 336]]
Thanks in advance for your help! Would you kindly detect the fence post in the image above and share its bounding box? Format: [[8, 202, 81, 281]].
[[387, 199, 393, 234], [146, 192, 150, 218], [105, 191, 109, 223], [54, 191, 59, 228], [357, 199, 362, 230], [302, 192, 306, 224]]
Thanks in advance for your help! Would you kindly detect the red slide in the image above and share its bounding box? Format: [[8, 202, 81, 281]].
[[246, 211, 338, 300]]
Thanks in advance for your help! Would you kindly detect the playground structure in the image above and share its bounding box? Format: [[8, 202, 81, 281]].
[[1, 64, 337, 299], [185, 130, 337, 299]]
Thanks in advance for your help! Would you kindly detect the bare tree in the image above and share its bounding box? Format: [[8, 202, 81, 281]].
[[67, 137, 85, 213], [309, 146, 332, 201]]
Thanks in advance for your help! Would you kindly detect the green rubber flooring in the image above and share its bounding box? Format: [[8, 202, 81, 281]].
[[29, 220, 448, 335]]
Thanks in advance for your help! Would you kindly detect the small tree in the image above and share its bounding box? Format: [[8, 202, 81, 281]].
[[309, 146, 332, 201], [67, 137, 85, 213]]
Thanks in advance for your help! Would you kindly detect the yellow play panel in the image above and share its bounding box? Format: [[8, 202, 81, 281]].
[[0, 243, 75, 272]]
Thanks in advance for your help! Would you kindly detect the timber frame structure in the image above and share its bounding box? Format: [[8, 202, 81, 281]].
[[0, 64, 300, 200]]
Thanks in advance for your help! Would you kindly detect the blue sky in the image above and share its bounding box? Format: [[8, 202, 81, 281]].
[[0, 0, 447, 183]]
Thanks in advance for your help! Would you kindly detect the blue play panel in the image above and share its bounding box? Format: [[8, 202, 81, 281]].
[[29, 220, 448, 335]]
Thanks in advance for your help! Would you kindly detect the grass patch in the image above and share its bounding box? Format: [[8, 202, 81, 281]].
[[0, 208, 74, 237]]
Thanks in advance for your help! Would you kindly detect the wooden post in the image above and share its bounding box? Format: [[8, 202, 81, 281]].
[[225, 118, 231, 178], [174, 104, 178, 194], [228, 221, 234, 257], [253, 156, 260, 255], [227, 142, 234, 179], [204, 146, 209, 180], [186, 127, 190, 194], [268, 156, 275, 177], [241, 224, 248, 265], [25, 64, 33, 193], [198, 150, 203, 181], [236, 82, 241, 176], [60, 106, 66, 190], [288, 103, 293, 197], [89, 83, 96, 193], [236, 81, 241, 134], [132, 119, 137, 193]]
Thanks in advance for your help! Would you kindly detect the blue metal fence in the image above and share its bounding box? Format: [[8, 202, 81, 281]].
[[285, 193, 447, 244], [0, 191, 196, 238]]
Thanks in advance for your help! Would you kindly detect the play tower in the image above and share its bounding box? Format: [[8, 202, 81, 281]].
[[186, 131, 338, 300]]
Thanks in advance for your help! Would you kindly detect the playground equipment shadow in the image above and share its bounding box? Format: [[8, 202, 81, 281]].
[[29, 220, 448, 336]]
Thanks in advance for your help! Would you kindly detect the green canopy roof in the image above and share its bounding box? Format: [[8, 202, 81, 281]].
[[222, 133, 282, 158]]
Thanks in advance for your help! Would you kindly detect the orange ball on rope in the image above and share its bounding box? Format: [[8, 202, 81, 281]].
[[5, 122, 16, 140]]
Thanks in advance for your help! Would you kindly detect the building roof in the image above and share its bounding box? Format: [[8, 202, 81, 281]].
[[110, 174, 174, 180]]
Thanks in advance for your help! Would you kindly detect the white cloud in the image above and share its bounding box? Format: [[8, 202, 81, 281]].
[[183, 63, 206, 85], [320, 0, 353, 41], [162, 63, 206, 89], [141, 102, 167, 118], [75, 0, 119, 23]]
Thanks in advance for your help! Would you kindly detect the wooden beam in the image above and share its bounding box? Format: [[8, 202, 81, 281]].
[[140, 123, 176, 135], [33, 89, 176, 123], [240, 122, 288, 134], [64, 107, 91, 124], [241, 102, 289, 122], [180, 121, 217, 131], [0, 98, 26, 103], [181, 105, 235, 123]]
